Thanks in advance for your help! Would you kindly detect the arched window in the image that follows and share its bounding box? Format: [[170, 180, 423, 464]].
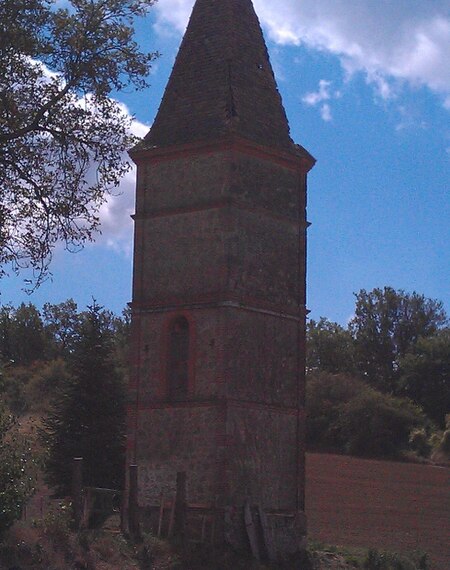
[[167, 316, 190, 401]]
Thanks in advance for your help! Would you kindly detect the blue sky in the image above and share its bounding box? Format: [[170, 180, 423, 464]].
[[1, 0, 449, 324]]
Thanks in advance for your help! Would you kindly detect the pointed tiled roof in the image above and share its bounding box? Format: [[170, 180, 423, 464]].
[[141, 0, 295, 152]]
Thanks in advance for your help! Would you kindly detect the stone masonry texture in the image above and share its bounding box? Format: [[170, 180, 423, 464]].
[[128, 0, 315, 553]]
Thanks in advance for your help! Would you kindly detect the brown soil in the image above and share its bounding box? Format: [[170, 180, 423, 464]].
[[306, 452, 450, 570]]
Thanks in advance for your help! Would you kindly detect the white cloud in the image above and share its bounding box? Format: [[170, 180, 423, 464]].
[[320, 103, 332, 122], [153, 0, 193, 33], [302, 79, 338, 121], [8, 60, 145, 259], [94, 114, 149, 256], [154, 0, 450, 106], [302, 79, 332, 106]]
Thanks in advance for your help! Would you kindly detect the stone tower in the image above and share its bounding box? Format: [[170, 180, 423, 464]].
[[128, 0, 315, 554]]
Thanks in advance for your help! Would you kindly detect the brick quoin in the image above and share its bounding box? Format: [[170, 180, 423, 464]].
[[127, 0, 315, 556]]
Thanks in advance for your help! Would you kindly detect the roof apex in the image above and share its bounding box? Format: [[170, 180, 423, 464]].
[[140, 0, 295, 152]]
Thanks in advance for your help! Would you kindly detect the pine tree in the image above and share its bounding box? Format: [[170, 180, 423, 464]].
[[42, 302, 125, 496]]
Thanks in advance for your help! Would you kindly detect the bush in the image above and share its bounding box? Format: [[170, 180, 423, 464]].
[[24, 359, 71, 412], [0, 408, 38, 535], [431, 414, 450, 460], [336, 390, 425, 458], [306, 371, 367, 449], [364, 548, 428, 569], [408, 428, 431, 457], [41, 502, 72, 547]]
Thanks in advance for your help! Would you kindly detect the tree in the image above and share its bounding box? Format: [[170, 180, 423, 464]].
[[0, 302, 48, 366], [398, 329, 450, 428], [42, 302, 125, 495], [307, 317, 356, 375], [42, 299, 80, 358], [0, 0, 157, 286], [349, 287, 448, 392], [0, 405, 37, 535]]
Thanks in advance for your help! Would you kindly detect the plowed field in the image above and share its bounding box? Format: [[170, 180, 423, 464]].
[[306, 453, 450, 570]]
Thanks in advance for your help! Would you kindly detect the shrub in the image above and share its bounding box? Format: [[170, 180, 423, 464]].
[[306, 371, 367, 449], [364, 548, 428, 569], [335, 390, 425, 458], [24, 359, 71, 412], [41, 502, 72, 547], [408, 428, 431, 457], [0, 408, 38, 535]]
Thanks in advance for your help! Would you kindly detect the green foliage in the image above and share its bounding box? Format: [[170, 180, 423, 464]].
[[1, 359, 72, 415], [398, 329, 450, 427], [408, 428, 431, 457], [42, 301, 126, 495], [364, 548, 428, 570], [432, 414, 450, 458], [306, 371, 365, 449], [439, 429, 450, 454], [307, 542, 428, 570], [42, 299, 80, 358], [0, 407, 38, 535], [0, 299, 129, 418], [349, 287, 447, 393], [41, 501, 72, 547], [0, 0, 158, 285], [307, 318, 356, 375], [0, 303, 48, 366], [24, 359, 72, 412], [335, 390, 425, 457], [307, 371, 426, 458], [307, 288, 448, 440]]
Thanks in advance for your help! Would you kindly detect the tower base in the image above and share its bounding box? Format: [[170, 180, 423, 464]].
[[139, 503, 307, 563]]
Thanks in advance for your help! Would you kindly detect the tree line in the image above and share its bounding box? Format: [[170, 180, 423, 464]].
[[306, 287, 449, 458], [0, 299, 129, 534], [0, 287, 449, 535]]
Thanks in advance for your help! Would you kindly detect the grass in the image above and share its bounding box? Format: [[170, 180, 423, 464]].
[[0, 512, 430, 570], [307, 541, 429, 570]]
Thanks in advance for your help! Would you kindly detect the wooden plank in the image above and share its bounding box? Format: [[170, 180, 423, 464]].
[[244, 501, 260, 561], [174, 472, 187, 540], [157, 493, 165, 538], [201, 515, 207, 542], [210, 496, 219, 545], [168, 496, 176, 538], [72, 457, 83, 529], [258, 506, 276, 562], [128, 465, 141, 539]]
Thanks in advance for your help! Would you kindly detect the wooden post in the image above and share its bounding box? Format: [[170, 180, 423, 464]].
[[128, 464, 141, 540], [157, 493, 165, 538], [168, 499, 176, 538], [174, 471, 187, 541], [72, 457, 83, 529]]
